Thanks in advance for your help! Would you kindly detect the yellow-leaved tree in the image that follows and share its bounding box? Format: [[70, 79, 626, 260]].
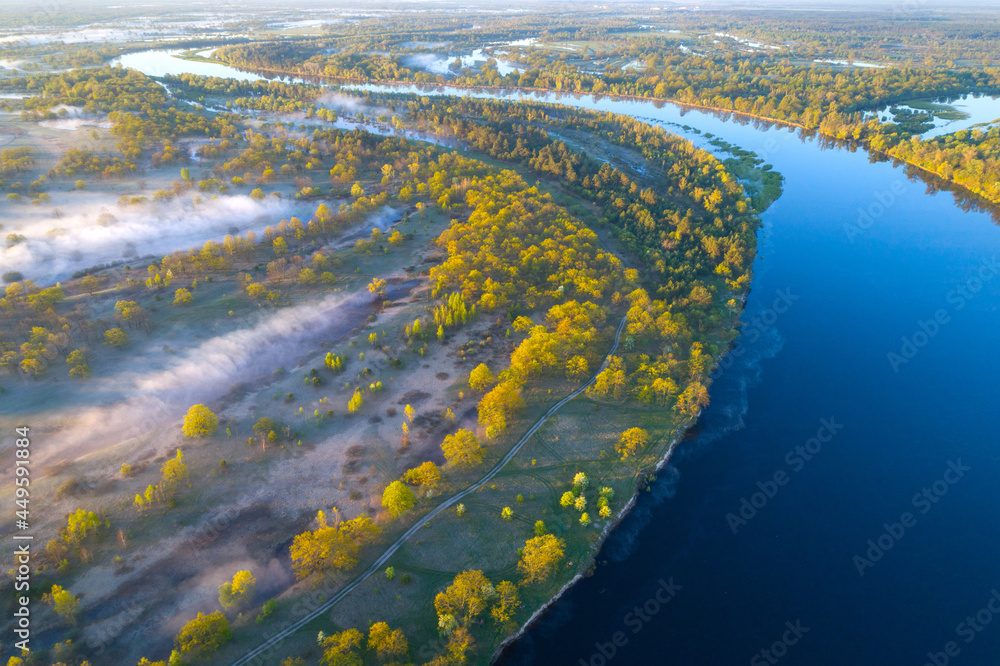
[[183, 404, 218, 438]]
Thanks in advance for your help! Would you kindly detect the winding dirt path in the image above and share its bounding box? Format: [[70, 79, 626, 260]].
[[231, 314, 628, 665]]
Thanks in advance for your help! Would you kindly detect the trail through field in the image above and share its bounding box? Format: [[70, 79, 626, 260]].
[[231, 314, 628, 665]]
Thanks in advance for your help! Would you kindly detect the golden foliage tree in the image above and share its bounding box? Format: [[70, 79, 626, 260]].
[[182, 404, 218, 438], [441, 429, 484, 467], [174, 611, 231, 661], [517, 534, 565, 584], [617, 427, 650, 460], [290, 512, 379, 579]]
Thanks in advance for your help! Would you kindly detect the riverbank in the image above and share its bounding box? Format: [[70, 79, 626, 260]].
[[191, 55, 1000, 213]]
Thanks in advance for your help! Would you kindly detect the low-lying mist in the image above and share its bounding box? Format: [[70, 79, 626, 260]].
[[3, 194, 307, 283], [38, 287, 376, 464]]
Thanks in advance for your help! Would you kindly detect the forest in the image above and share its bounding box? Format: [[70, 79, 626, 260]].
[[0, 40, 765, 663], [3, 3, 1000, 664]]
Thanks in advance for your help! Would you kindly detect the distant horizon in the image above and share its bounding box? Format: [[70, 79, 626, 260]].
[[7, 0, 1000, 9]]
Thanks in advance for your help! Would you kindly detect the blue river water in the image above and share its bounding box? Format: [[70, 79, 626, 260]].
[[113, 51, 1000, 666]]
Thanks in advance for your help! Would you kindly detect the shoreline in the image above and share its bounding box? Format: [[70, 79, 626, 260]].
[[181, 58, 1000, 213], [490, 423, 689, 663]]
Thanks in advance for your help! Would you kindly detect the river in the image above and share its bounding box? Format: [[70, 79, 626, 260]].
[[113, 50, 1000, 665]]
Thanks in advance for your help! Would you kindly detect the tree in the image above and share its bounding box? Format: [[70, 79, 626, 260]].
[[66, 349, 91, 379], [62, 509, 100, 546], [478, 379, 524, 438], [675, 381, 710, 418], [490, 580, 520, 629], [290, 512, 379, 579], [183, 404, 218, 438], [368, 277, 387, 296], [589, 356, 626, 400], [173, 288, 193, 306], [174, 611, 231, 660], [566, 355, 589, 380], [617, 427, 650, 459], [403, 461, 441, 489], [79, 275, 101, 294], [468, 363, 494, 391], [382, 480, 415, 518], [253, 416, 277, 449], [367, 621, 409, 662], [319, 628, 363, 666], [219, 570, 256, 611], [44, 585, 79, 625], [441, 626, 474, 665], [517, 534, 565, 584], [161, 449, 189, 496], [246, 282, 268, 299], [103, 328, 129, 348], [434, 570, 493, 624], [441, 429, 484, 467]]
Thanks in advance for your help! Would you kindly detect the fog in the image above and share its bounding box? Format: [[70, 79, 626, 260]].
[[2, 194, 308, 283], [41, 286, 374, 464]]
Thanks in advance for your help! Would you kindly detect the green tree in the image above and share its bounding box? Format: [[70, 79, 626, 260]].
[[174, 611, 231, 660], [183, 404, 218, 437], [382, 480, 415, 518]]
